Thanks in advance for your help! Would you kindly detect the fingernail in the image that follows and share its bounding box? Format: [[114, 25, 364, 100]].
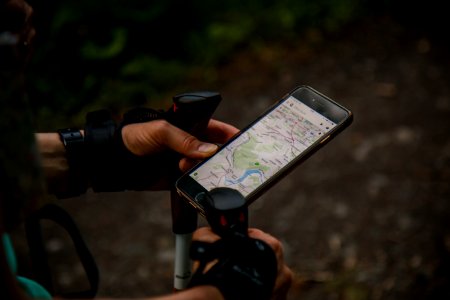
[[198, 143, 218, 153]]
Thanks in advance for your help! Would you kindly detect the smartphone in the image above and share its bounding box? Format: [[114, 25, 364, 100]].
[[175, 85, 353, 215]]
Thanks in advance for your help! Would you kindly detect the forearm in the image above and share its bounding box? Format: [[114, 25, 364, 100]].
[[60, 286, 225, 300], [36, 132, 71, 196], [150, 286, 224, 300]]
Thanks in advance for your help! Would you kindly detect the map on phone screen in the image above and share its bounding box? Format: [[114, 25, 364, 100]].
[[190, 96, 337, 196]]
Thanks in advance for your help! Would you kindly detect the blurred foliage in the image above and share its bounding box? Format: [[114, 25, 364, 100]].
[[26, 0, 394, 129]]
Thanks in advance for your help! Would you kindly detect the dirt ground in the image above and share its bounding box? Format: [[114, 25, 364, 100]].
[[12, 15, 450, 300]]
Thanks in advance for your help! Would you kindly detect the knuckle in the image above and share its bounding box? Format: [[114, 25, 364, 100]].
[[248, 228, 282, 253], [284, 266, 294, 282], [195, 226, 212, 234], [270, 238, 283, 254], [152, 120, 171, 141], [181, 134, 198, 151], [152, 119, 170, 133], [192, 227, 219, 243]]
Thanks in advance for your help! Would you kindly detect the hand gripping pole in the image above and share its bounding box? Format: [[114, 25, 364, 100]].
[[188, 189, 277, 300]]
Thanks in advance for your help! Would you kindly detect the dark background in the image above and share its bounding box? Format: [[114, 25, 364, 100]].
[[10, 1, 450, 299]]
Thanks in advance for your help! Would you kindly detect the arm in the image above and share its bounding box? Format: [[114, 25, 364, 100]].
[[35, 132, 71, 196], [36, 119, 239, 196], [53, 286, 223, 300], [150, 286, 224, 300]]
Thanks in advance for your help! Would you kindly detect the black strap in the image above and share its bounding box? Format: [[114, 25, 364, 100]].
[[57, 128, 87, 197], [25, 204, 99, 299], [84, 109, 119, 192]]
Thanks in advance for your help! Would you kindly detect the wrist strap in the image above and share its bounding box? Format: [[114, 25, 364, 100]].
[[121, 107, 164, 125], [82, 107, 169, 192], [113, 107, 167, 190], [57, 128, 87, 197], [84, 109, 120, 192], [58, 108, 166, 194]]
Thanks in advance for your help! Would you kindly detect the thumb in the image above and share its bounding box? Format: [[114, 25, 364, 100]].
[[122, 120, 218, 158], [161, 123, 219, 158]]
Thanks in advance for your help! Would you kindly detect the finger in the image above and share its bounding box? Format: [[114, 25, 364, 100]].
[[248, 228, 282, 254], [251, 231, 292, 300], [192, 226, 221, 243], [272, 265, 293, 300], [154, 120, 219, 158], [248, 228, 285, 273], [122, 120, 218, 158], [205, 119, 239, 144], [178, 157, 200, 173]]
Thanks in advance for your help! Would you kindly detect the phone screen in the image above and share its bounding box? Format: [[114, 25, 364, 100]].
[[189, 95, 338, 197]]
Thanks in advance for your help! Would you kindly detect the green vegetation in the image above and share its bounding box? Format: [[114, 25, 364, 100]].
[[28, 0, 373, 129]]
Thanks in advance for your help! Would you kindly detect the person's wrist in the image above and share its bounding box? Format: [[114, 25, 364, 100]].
[[57, 128, 88, 198], [83, 108, 157, 192], [185, 285, 225, 300], [200, 285, 225, 300]]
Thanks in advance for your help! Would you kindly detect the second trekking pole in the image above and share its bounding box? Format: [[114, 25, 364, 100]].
[[164, 91, 222, 290]]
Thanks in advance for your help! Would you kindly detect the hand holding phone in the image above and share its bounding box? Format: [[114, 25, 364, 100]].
[[176, 86, 353, 215]]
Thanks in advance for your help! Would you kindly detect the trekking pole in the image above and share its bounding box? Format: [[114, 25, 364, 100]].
[[165, 92, 221, 290]]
